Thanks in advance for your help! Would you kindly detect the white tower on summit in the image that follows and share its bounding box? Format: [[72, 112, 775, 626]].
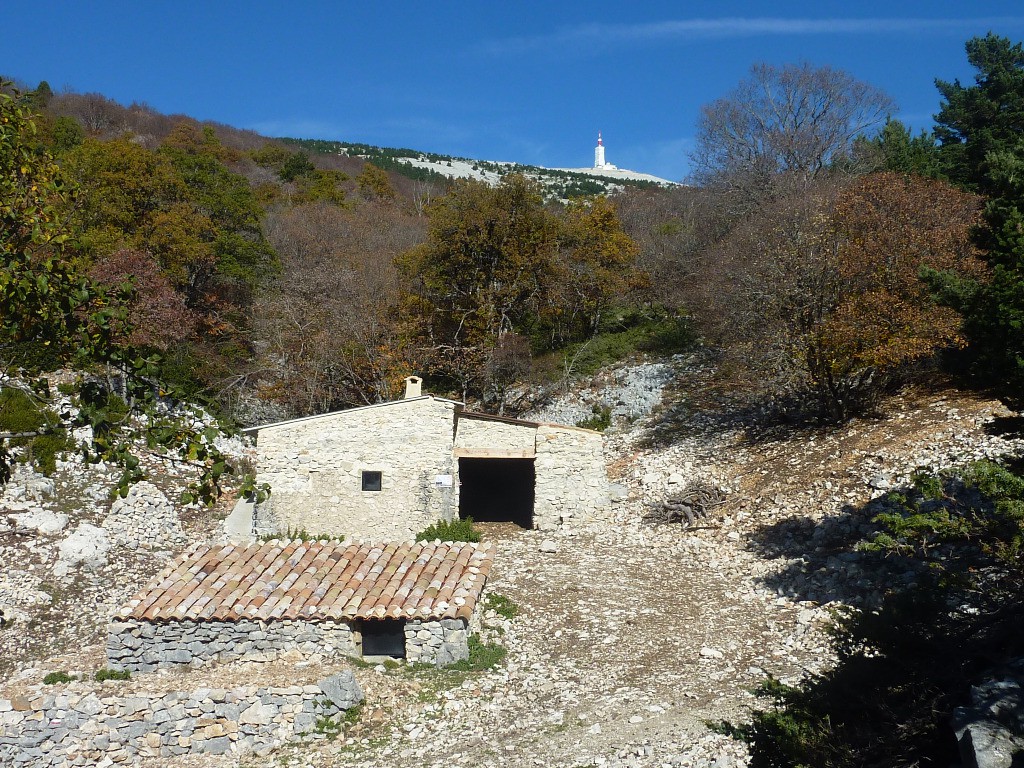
[[593, 132, 617, 170]]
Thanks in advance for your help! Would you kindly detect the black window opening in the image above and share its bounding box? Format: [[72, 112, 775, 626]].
[[360, 619, 406, 658], [361, 470, 382, 491], [458, 458, 535, 528]]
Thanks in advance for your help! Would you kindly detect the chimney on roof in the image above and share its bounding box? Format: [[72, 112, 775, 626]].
[[404, 376, 422, 399]]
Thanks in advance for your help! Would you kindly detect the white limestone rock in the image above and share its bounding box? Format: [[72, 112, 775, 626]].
[[10, 509, 69, 535], [56, 523, 110, 572]]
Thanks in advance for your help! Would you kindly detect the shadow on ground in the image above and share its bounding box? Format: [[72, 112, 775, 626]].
[[742, 494, 928, 609]]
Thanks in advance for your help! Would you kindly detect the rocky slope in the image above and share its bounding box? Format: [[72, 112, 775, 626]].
[[1, 359, 1020, 767]]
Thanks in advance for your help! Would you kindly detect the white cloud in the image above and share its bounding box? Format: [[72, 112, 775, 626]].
[[479, 17, 1024, 57]]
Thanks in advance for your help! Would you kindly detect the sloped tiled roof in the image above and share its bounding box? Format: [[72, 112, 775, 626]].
[[117, 540, 496, 623]]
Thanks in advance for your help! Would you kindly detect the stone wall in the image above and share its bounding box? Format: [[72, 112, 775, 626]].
[[251, 396, 610, 538], [404, 618, 470, 665], [534, 425, 608, 530], [0, 671, 363, 765], [107, 619, 357, 672], [454, 416, 536, 457], [107, 617, 475, 671], [253, 397, 459, 540]]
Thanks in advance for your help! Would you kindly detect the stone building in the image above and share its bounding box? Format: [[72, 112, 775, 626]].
[[242, 377, 607, 540], [107, 539, 496, 670]]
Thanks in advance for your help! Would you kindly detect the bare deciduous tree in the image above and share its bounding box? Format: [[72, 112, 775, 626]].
[[690, 63, 895, 208], [256, 201, 426, 415]]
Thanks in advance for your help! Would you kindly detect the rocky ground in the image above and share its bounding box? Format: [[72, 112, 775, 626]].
[[1, 358, 1021, 767]]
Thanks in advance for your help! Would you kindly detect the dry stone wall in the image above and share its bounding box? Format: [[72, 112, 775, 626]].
[[534, 425, 608, 530], [404, 618, 470, 665], [254, 397, 459, 540], [102, 481, 186, 550], [0, 671, 363, 765], [107, 619, 356, 672], [107, 617, 475, 671]]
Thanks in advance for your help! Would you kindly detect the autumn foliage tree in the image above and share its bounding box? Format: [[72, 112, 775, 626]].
[[398, 175, 559, 402], [88, 248, 198, 351], [398, 174, 641, 409], [553, 196, 643, 344], [0, 83, 256, 503], [703, 172, 983, 420]]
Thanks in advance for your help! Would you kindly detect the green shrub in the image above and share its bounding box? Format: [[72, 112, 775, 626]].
[[576, 404, 612, 431], [43, 671, 75, 685], [0, 388, 47, 435], [94, 668, 131, 682], [27, 431, 75, 475], [415, 517, 480, 543], [0, 388, 72, 475]]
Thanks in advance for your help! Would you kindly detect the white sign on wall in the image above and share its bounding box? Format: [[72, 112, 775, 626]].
[[434, 474, 453, 488]]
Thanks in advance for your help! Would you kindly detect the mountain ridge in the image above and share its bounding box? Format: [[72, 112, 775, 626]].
[[282, 136, 681, 198]]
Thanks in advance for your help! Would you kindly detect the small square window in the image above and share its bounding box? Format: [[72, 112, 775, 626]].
[[361, 471, 382, 491]]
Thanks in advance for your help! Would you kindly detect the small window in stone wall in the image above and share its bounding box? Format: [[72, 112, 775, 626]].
[[360, 619, 406, 658], [361, 470, 382, 491]]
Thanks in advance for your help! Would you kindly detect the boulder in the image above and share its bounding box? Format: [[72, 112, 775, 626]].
[[317, 671, 363, 711], [954, 662, 1024, 768]]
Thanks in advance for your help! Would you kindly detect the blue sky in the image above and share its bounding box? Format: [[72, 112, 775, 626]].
[[5, 2, 1024, 181]]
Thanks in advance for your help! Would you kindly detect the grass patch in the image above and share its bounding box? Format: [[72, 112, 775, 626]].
[[258, 526, 344, 542], [447, 635, 507, 672], [399, 635, 508, 696], [94, 668, 131, 682], [484, 592, 520, 620], [540, 309, 695, 381], [415, 517, 480, 543], [314, 702, 362, 740]]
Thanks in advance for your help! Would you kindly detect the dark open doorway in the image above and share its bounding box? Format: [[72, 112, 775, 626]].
[[458, 458, 535, 528], [360, 619, 406, 658]]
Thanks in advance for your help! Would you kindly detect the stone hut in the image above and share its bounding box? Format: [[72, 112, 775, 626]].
[[242, 377, 607, 540], [107, 539, 495, 670]]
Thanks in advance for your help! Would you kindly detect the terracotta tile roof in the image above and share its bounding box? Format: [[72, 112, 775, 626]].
[[117, 540, 496, 623]]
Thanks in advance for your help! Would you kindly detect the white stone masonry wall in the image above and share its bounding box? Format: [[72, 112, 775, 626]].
[[534, 425, 608, 530], [454, 417, 536, 457], [255, 398, 459, 540]]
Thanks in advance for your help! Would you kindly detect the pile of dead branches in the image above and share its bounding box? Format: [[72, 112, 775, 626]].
[[643, 478, 726, 528]]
